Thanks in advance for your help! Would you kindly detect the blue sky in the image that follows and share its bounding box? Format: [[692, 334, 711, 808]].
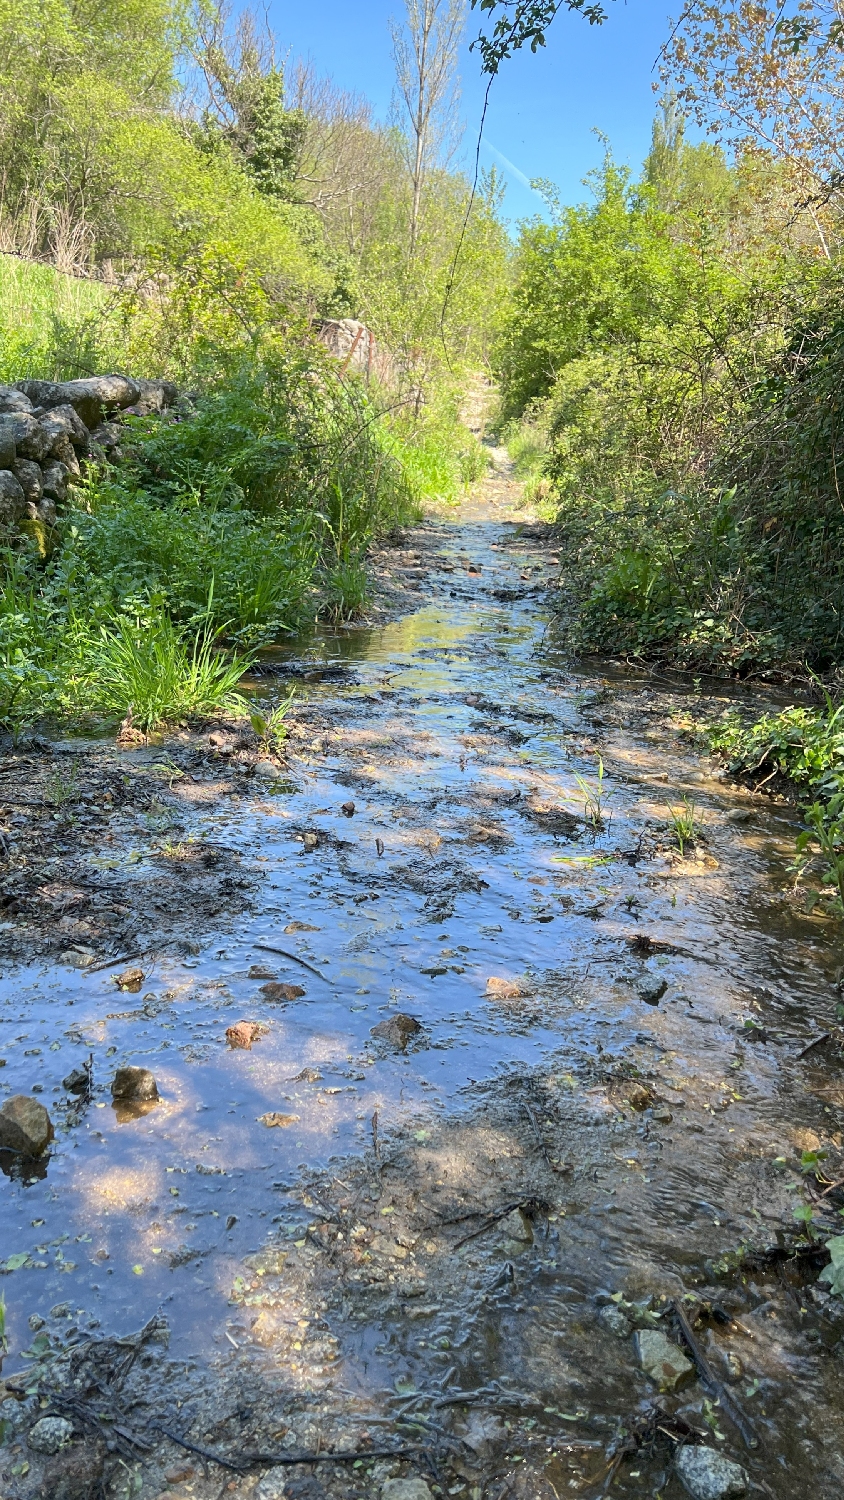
[[267, 0, 677, 225]]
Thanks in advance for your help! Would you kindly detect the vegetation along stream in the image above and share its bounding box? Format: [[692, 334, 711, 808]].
[[2, 455, 843, 1500]]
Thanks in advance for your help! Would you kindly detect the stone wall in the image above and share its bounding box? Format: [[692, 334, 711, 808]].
[[0, 375, 176, 527], [317, 319, 396, 387]]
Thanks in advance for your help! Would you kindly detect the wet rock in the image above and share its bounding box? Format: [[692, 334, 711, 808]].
[[599, 1304, 631, 1338], [27, 1414, 74, 1454], [302, 831, 319, 851], [498, 1207, 533, 1245], [115, 965, 145, 992], [226, 1021, 266, 1049], [41, 1437, 105, 1499], [637, 978, 668, 1006], [635, 1328, 694, 1391], [625, 1082, 653, 1111], [284, 921, 320, 933], [259, 1112, 299, 1128], [381, 1480, 434, 1500], [675, 1444, 747, 1499], [461, 1410, 507, 1460], [486, 976, 525, 999], [111, 1066, 159, 1102], [260, 981, 306, 1002], [370, 1013, 423, 1049], [0, 1095, 54, 1156], [249, 965, 277, 979], [254, 760, 279, 779], [341, 801, 355, 816], [62, 1066, 89, 1094]]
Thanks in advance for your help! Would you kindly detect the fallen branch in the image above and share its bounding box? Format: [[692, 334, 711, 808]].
[[153, 1424, 427, 1471], [796, 1032, 832, 1059], [254, 941, 334, 983], [452, 1197, 547, 1250], [669, 1300, 758, 1450]]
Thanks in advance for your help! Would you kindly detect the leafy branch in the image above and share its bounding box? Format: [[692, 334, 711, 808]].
[[469, 0, 610, 76]]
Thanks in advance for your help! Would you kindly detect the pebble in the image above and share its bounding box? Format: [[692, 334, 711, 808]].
[[255, 1469, 288, 1499], [225, 1021, 266, 1049], [637, 979, 668, 1005], [0, 1095, 54, 1156], [381, 1480, 434, 1500], [260, 982, 305, 1002], [111, 1066, 158, 1102], [634, 1328, 695, 1391], [675, 1444, 747, 1498], [370, 1013, 422, 1049], [27, 1415, 74, 1454], [599, 1304, 631, 1339]]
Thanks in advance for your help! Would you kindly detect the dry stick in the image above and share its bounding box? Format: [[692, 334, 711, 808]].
[[87, 949, 148, 975], [452, 1198, 542, 1250], [796, 1031, 832, 1059], [669, 1300, 758, 1450], [520, 1098, 569, 1176], [254, 941, 333, 983], [153, 1426, 426, 1470]]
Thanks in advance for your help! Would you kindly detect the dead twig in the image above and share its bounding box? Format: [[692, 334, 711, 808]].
[[669, 1300, 758, 1450], [452, 1197, 548, 1250], [87, 949, 148, 975], [796, 1031, 832, 1059], [254, 941, 334, 983], [153, 1423, 428, 1471]]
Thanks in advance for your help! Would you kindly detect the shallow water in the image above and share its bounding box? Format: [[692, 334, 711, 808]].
[[2, 508, 843, 1495]]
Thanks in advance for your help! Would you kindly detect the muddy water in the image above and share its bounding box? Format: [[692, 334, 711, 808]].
[[2, 499, 844, 1496]]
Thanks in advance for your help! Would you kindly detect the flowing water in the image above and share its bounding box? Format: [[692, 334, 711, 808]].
[[1, 462, 843, 1499]]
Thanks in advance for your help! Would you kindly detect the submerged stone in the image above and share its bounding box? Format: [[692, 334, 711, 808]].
[[634, 1328, 695, 1390], [675, 1444, 747, 1499], [111, 1066, 159, 1102], [0, 1095, 54, 1156]]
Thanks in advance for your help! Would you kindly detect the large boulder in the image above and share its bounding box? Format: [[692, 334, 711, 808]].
[[39, 404, 90, 453], [111, 1066, 159, 1102], [126, 378, 177, 415], [0, 1095, 54, 1156], [42, 460, 70, 502], [0, 418, 15, 468], [12, 458, 43, 505], [0, 469, 27, 523], [1, 412, 50, 463], [15, 376, 140, 429], [0, 385, 33, 414]]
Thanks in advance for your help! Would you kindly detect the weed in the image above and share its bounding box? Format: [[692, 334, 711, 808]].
[[666, 796, 698, 855], [792, 1203, 816, 1240], [793, 793, 844, 915], [43, 763, 80, 807], [573, 758, 610, 830], [84, 614, 250, 731], [249, 693, 294, 756]]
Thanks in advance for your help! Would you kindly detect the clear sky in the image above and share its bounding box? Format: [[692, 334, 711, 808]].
[[266, 0, 677, 226]]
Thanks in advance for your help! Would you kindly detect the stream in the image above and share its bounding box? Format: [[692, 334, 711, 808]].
[[1, 461, 843, 1500]]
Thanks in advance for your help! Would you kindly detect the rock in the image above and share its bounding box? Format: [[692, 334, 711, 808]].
[[486, 976, 524, 998], [259, 1112, 299, 1128], [625, 1082, 653, 1111], [260, 981, 305, 1002], [226, 1021, 266, 1049], [675, 1445, 747, 1499], [637, 978, 668, 1006], [0, 417, 15, 467], [115, 966, 145, 992], [249, 964, 276, 979], [0, 385, 33, 414], [461, 1410, 507, 1460], [0, 1095, 54, 1156], [63, 1066, 89, 1094], [15, 376, 140, 429], [370, 1013, 423, 1049], [50, 434, 82, 476], [42, 460, 70, 502], [0, 412, 50, 462], [254, 760, 278, 779], [13, 457, 44, 504], [88, 421, 122, 454], [599, 1304, 631, 1338], [341, 801, 355, 816], [284, 922, 320, 933], [124, 378, 177, 415], [27, 1415, 74, 1454], [498, 1207, 534, 1245], [255, 1468, 288, 1500], [381, 1480, 434, 1500], [163, 1465, 194, 1484], [39, 404, 90, 452], [635, 1328, 695, 1391], [0, 469, 26, 522], [111, 1066, 158, 1102], [302, 831, 319, 851]]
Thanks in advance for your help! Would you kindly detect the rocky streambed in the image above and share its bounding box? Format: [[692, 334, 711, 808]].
[[0, 458, 843, 1500]]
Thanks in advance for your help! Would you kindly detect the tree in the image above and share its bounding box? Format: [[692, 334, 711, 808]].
[[468, 0, 609, 75], [390, 0, 465, 255]]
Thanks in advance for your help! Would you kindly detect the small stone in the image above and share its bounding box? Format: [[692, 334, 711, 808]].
[[111, 1066, 159, 1102], [63, 1066, 89, 1094], [625, 1082, 653, 1111], [28, 1313, 46, 1330], [341, 801, 355, 816], [652, 1107, 673, 1123], [255, 1468, 288, 1500], [283, 922, 320, 933], [637, 979, 668, 1006], [164, 1463, 195, 1483], [634, 1328, 695, 1391], [254, 760, 278, 779], [0, 1095, 54, 1156], [486, 976, 524, 998], [260, 982, 305, 1002], [381, 1480, 434, 1500], [249, 964, 276, 979], [226, 1021, 266, 1049], [599, 1304, 631, 1339], [675, 1444, 747, 1499], [115, 966, 145, 992], [302, 831, 318, 851], [259, 1112, 299, 1128], [370, 1013, 423, 1049], [27, 1415, 74, 1454], [498, 1207, 533, 1244]]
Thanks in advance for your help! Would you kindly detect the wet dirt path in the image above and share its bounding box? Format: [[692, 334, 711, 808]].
[[2, 452, 844, 1500]]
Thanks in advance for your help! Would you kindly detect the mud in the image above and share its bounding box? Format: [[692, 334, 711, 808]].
[[1, 450, 844, 1500]]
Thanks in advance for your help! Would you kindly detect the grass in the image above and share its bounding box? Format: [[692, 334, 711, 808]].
[[0, 254, 118, 382], [666, 796, 698, 855], [249, 695, 294, 756], [573, 758, 611, 830], [83, 615, 250, 732]]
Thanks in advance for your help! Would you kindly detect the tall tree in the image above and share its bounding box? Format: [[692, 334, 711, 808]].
[[390, 0, 465, 255]]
